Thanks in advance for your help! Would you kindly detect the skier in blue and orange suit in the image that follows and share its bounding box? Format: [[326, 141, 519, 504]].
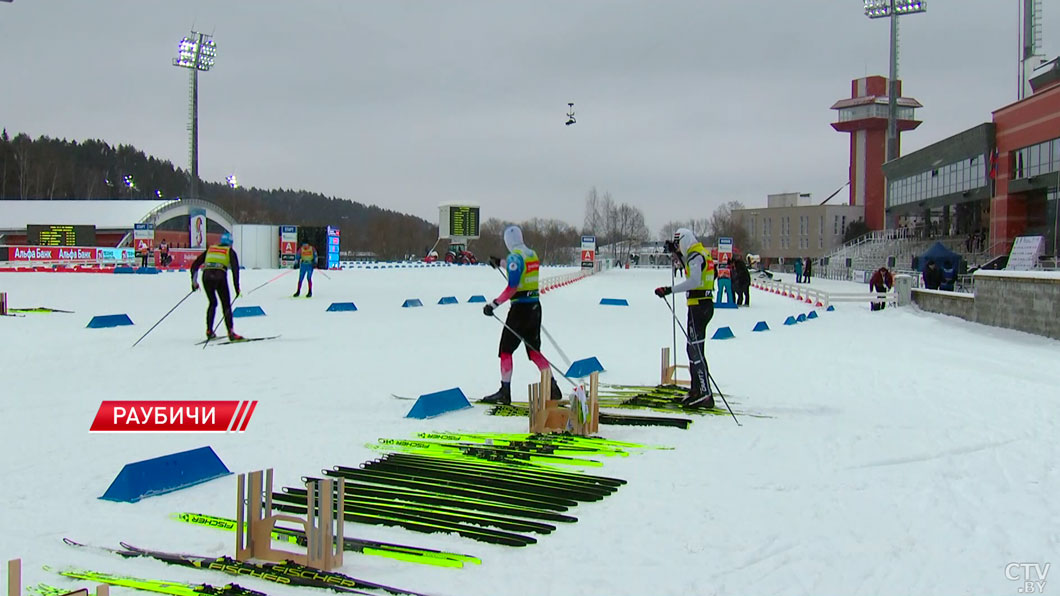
[[480, 225, 563, 405], [293, 241, 318, 298], [190, 232, 243, 341]]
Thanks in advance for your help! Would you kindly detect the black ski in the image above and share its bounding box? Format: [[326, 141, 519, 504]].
[[196, 335, 280, 346], [117, 542, 420, 596]]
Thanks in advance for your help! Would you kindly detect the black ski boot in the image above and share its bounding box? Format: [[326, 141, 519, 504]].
[[682, 390, 714, 409], [480, 383, 511, 405]]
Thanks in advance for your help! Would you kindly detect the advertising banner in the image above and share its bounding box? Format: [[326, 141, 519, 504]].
[[279, 225, 298, 266], [327, 226, 341, 270], [167, 248, 203, 269], [718, 237, 734, 262], [1006, 236, 1045, 271], [97, 248, 137, 261], [580, 235, 596, 268], [4, 246, 138, 262], [189, 208, 207, 250], [133, 223, 155, 253]]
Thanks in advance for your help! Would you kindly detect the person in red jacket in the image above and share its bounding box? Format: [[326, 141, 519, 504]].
[[869, 266, 893, 311]]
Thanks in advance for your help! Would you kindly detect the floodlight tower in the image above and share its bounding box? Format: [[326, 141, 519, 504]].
[[863, 0, 926, 164], [1018, 0, 1046, 99], [172, 31, 217, 202]]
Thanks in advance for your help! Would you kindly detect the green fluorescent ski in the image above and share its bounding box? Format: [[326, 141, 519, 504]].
[[324, 467, 577, 510], [43, 567, 266, 596], [378, 436, 625, 457], [309, 474, 570, 514], [271, 489, 555, 534], [370, 438, 604, 467], [487, 403, 695, 429], [359, 458, 612, 498], [376, 451, 624, 487], [282, 484, 576, 523], [272, 502, 535, 547], [170, 512, 476, 567], [417, 431, 673, 451]]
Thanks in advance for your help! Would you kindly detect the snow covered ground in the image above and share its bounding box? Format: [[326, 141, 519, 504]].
[[1, 265, 1058, 596]]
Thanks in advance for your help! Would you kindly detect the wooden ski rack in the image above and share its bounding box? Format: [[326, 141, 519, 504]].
[[5, 559, 108, 596], [528, 368, 599, 435], [236, 469, 344, 571], [660, 347, 691, 386]]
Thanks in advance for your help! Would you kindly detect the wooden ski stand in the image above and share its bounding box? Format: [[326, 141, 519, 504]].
[[5, 559, 108, 596], [236, 469, 345, 571], [528, 368, 599, 435], [660, 347, 690, 387]]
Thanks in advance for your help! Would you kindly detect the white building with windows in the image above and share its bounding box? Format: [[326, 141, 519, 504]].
[[734, 193, 864, 263]]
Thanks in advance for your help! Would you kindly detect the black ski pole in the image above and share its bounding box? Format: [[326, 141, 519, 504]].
[[131, 290, 194, 348], [660, 297, 740, 426], [489, 311, 577, 387], [488, 262, 572, 368], [670, 263, 677, 373]]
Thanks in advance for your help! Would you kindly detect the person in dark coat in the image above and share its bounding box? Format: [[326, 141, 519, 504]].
[[732, 257, 751, 306], [869, 266, 893, 311], [922, 259, 943, 290], [803, 257, 812, 283]]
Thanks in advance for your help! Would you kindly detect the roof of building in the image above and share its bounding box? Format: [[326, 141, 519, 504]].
[[830, 96, 923, 110], [0, 200, 171, 231]]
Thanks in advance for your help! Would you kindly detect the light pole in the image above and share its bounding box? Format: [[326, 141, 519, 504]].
[[172, 31, 217, 202], [863, 0, 927, 163]]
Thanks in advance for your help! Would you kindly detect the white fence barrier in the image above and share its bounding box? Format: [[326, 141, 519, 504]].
[[753, 279, 897, 308]]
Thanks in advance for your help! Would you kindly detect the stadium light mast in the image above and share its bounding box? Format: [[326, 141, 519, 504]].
[[172, 31, 217, 202], [863, 0, 926, 163]]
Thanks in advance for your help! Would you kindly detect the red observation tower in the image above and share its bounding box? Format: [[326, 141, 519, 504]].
[[831, 75, 922, 231]]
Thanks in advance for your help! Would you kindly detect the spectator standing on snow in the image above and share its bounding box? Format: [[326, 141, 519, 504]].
[[869, 266, 893, 311], [923, 259, 942, 290], [732, 256, 751, 306]]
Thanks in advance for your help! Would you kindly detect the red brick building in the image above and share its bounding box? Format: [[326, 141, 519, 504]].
[[991, 62, 1060, 255]]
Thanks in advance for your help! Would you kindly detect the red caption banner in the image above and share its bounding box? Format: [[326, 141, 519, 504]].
[[90, 400, 258, 432]]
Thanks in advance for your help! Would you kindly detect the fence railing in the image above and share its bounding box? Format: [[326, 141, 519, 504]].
[[753, 278, 897, 308]]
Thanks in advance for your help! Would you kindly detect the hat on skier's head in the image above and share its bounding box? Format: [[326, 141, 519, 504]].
[[674, 228, 696, 255], [503, 225, 525, 251], [219, 232, 233, 246]]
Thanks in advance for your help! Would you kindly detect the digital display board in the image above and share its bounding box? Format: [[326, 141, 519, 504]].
[[448, 206, 480, 238], [27, 224, 97, 247]]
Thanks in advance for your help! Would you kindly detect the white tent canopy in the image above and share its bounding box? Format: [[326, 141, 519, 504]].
[[0, 200, 171, 231]]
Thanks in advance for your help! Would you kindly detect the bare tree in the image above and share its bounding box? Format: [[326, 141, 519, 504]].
[[708, 200, 756, 253], [583, 187, 604, 236]]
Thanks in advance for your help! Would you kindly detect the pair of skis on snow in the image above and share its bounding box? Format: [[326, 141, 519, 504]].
[[57, 539, 429, 596], [194, 335, 280, 347]]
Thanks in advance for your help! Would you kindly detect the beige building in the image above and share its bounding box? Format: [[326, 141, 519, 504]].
[[734, 193, 864, 261]]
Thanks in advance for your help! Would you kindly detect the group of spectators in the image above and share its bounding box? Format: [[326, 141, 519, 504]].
[[793, 257, 813, 283]]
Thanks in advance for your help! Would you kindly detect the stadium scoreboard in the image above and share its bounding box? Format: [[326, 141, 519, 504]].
[[439, 205, 480, 239], [28, 224, 97, 246]]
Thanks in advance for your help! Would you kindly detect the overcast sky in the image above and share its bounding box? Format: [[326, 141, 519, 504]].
[[1, 1, 1056, 236]]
